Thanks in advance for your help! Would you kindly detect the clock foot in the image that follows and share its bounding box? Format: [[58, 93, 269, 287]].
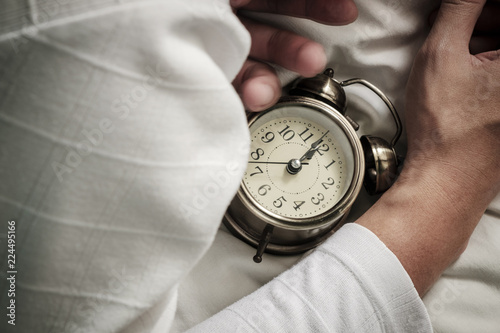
[[253, 224, 275, 263]]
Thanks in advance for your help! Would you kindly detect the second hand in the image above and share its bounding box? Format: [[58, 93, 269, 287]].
[[248, 161, 310, 165]]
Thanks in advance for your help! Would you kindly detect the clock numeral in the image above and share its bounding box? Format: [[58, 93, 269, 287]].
[[321, 177, 335, 190], [261, 131, 275, 144], [317, 143, 329, 156], [251, 148, 264, 160], [324, 159, 336, 170], [311, 193, 325, 205], [293, 200, 305, 211], [273, 196, 287, 208], [278, 125, 295, 141], [258, 184, 271, 196], [298, 128, 313, 143], [250, 166, 263, 177]]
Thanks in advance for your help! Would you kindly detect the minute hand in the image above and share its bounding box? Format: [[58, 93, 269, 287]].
[[299, 130, 329, 161]]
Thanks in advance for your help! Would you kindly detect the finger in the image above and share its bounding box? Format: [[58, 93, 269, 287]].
[[233, 60, 281, 112], [241, 17, 327, 77], [231, 0, 358, 25], [429, 0, 487, 51], [474, 48, 500, 62], [429, 3, 500, 35]]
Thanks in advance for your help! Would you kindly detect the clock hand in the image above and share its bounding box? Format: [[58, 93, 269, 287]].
[[287, 130, 329, 175], [248, 161, 309, 165], [299, 130, 329, 161]]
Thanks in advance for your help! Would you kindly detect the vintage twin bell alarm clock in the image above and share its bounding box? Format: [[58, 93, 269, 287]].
[[224, 68, 402, 262]]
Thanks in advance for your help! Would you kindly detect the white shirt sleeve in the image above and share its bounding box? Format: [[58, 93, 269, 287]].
[[188, 223, 432, 332]]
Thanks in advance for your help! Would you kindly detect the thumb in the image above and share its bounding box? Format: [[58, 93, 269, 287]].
[[429, 0, 486, 51]]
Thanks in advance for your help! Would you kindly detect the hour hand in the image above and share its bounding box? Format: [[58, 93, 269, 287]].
[[300, 130, 329, 161], [287, 130, 329, 175], [302, 147, 318, 160]]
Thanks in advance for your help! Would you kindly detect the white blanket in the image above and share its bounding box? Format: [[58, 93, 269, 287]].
[[0, 1, 251, 332]]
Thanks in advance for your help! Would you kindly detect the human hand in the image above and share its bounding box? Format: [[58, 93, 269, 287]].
[[230, 0, 358, 111], [402, 0, 500, 292], [430, 0, 500, 54], [357, 0, 500, 296], [404, 0, 500, 195]]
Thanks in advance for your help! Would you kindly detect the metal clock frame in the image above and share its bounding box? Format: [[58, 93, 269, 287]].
[[224, 95, 365, 255]]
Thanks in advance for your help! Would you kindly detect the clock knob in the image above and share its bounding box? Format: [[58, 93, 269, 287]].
[[289, 68, 347, 113]]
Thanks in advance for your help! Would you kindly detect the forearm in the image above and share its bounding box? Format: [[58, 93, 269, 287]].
[[357, 159, 500, 295]]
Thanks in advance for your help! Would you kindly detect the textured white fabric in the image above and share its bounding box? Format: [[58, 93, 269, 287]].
[[188, 223, 432, 332], [0, 1, 250, 332]]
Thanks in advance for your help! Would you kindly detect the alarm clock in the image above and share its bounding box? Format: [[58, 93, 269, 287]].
[[224, 68, 402, 262]]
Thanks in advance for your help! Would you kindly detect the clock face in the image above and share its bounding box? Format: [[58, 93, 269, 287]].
[[242, 103, 358, 221]]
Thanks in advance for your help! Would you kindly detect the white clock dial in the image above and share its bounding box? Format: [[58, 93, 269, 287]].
[[242, 105, 356, 220]]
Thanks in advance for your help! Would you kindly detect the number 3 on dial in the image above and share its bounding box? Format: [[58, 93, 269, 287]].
[[311, 193, 325, 205]]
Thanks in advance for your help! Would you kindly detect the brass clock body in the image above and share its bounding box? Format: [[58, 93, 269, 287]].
[[224, 69, 401, 262]]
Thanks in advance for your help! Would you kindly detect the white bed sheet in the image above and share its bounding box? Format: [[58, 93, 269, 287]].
[[172, 1, 500, 332]]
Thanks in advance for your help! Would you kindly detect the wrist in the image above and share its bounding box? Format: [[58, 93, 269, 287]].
[[356, 160, 498, 295], [402, 143, 500, 206]]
